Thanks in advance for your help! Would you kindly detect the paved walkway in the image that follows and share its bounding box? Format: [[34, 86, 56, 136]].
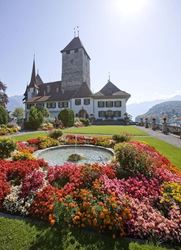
[[137, 126, 181, 148]]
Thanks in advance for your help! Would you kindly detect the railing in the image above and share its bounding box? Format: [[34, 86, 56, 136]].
[[137, 119, 181, 138]]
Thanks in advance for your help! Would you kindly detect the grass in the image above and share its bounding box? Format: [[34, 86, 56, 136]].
[[63, 125, 148, 136], [0, 217, 178, 250], [11, 131, 47, 142], [134, 136, 181, 169]]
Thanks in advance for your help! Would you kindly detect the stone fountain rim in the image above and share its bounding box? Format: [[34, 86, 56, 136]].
[[33, 144, 115, 159]]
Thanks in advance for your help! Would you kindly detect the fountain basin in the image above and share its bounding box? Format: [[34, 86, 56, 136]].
[[34, 144, 114, 166]]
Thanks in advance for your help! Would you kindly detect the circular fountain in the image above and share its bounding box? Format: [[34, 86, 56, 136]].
[[34, 145, 114, 166]]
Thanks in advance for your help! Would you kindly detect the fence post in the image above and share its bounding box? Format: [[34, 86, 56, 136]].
[[152, 118, 156, 131], [145, 118, 149, 128], [162, 118, 168, 135], [140, 118, 144, 126]]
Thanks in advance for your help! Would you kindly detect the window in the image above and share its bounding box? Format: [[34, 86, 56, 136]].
[[66, 50, 70, 54], [36, 103, 44, 108], [75, 99, 81, 105], [98, 111, 105, 117], [46, 102, 56, 108], [106, 101, 113, 107], [75, 48, 79, 53], [114, 111, 121, 117], [114, 101, 122, 107], [98, 101, 104, 107], [58, 101, 68, 108], [84, 99, 90, 105]]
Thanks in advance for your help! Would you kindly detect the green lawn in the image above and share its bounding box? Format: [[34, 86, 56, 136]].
[[11, 131, 47, 142], [134, 136, 181, 169], [64, 125, 148, 136], [0, 217, 177, 250]]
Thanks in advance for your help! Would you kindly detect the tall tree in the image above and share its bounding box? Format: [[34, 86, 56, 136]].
[[0, 81, 8, 107], [12, 107, 24, 124], [0, 105, 8, 125]]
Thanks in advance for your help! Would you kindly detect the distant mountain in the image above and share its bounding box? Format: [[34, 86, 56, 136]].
[[127, 95, 181, 120], [135, 101, 181, 123], [7, 95, 24, 112]]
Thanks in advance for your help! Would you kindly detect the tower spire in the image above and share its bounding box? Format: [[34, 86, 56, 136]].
[[108, 72, 110, 81], [29, 56, 36, 87]]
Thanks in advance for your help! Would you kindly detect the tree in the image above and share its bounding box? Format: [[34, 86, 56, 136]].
[[0, 81, 8, 107], [27, 106, 43, 130], [124, 112, 132, 125], [58, 109, 74, 127], [12, 107, 24, 124], [36, 107, 49, 119], [0, 105, 8, 125]]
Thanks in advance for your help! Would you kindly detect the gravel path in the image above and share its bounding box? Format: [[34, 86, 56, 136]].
[[136, 126, 181, 148]]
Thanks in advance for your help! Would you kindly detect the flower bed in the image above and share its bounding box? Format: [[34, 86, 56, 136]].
[[0, 138, 180, 244], [0, 124, 20, 136]]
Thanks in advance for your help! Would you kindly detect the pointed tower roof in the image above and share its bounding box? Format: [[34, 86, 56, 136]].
[[36, 73, 43, 85], [94, 80, 131, 99], [29, 58, 37, 88], [100, 80, 120, 96], [61, 36, 90, 59]]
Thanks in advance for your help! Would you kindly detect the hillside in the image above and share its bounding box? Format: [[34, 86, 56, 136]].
[[127, 95, 181, 119], [135, 101, 181, 124], [7, 95, 24, 112]]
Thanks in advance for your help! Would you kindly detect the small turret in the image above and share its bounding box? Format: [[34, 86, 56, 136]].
[[27, 57, 39, 100]]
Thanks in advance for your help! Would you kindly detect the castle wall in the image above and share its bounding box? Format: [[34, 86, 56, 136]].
[[61, 48, 90, 91]]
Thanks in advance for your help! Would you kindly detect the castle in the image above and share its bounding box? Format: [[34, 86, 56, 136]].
[[24, 35, 131, 122]]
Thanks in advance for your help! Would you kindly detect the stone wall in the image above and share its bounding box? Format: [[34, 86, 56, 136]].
[[61, 48, 90, 91]]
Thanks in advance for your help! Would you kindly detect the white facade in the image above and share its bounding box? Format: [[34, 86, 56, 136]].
[[25, 96, 127, 121]]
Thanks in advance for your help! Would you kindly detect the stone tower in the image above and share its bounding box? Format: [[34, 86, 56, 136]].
[[61, 36, 90, 92]]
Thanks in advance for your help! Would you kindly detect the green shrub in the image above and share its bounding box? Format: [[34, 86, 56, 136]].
[[112, 133, 131, 143], [48, 129, 63, 139], [0, 105, 8, 125], [129, 242, 169, 250], [0, 138, 16, 159], [79, 118, 90, 126], [114, 142, 153, 178], [58, 109, 74, 127], [38, 137, 59, 149], [26, 106, 44, 130], [68, 153, 83, 162]]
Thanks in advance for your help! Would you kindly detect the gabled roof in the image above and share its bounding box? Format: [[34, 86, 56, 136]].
[[72, 82, 92, 98], [26, 80, 77, 103], [61, 36, 90, 59], [94, 80, 131, 99]]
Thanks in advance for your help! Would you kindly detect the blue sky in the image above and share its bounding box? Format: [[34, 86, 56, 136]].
[[0, 0, 181, 103]]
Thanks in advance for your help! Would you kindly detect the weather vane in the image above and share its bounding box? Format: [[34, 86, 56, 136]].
[[108, 72, 110, 81], [77, 26, 79, 37], [74, 26, 79, 37]]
